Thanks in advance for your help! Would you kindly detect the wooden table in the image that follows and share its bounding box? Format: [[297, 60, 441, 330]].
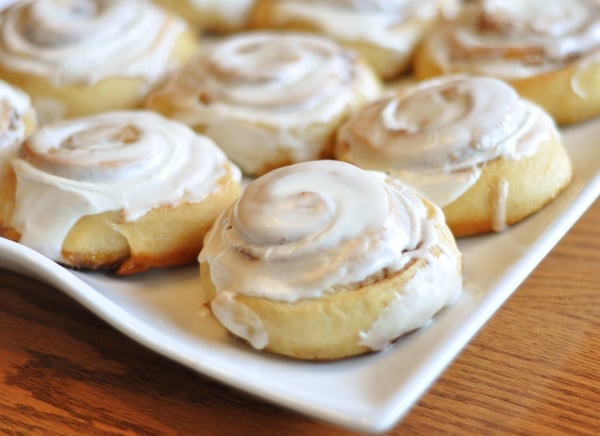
[[1, 200, 598, 435]]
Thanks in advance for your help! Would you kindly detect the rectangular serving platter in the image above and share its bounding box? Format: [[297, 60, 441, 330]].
[[0, 119, 599, 433]]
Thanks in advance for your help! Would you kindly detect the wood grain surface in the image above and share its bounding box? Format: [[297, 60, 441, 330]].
[[1, 200, 598, 435]]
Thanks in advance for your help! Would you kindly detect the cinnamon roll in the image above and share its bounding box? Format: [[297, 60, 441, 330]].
[[336, 75, 573, 236], [153, 0, 256, 33], [0, 0, 199, 123], [251, 0, 460, 80], [147, 32, 381, 176], [199, 160, 462, 360], [0, 111, 242, 275], [414, 0, 600, 125]]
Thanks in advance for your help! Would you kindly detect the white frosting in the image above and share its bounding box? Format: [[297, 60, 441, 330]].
[[0, 80, 32, 183], [337, 76, 558, 207], [200, 160, 462, 350], [155, 32, 381, 174], [270, 0, 459, 50], [0, 0, 187, 85], [9, 110, 241, 261], [187, 0, 255, 26], [211, 291, 268, 349], [358, 248, 461, 350], [482, 0, 589, 37], [0, 79, 31, 151], [426, 0, 600, 79], [491, 178, 509, 232]]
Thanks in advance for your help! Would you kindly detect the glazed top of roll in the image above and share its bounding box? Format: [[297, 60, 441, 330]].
[[154, 31, 380, 126], [262, 0, 460, 50], [336, 75, 559, 207], [423, 0, 600, 79], [199, 160, 458, 302], [0, 0, 188, 85], [9, 110, 241, 260], [150, 31, 381, 174], [0, 79, 32, 152]]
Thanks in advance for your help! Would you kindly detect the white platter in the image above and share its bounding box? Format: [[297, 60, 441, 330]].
[[1, 120, 599, 433]]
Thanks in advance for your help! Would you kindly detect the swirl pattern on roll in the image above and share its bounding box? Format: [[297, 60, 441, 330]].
[[337, 76, 559, 206], [0, 0, 186, 85], [154, 32, 380, 174], [424, 0, 600, 78], [199, 160, 449, 302], [164, 32, 377, 124], [10, 110, 240, 259]]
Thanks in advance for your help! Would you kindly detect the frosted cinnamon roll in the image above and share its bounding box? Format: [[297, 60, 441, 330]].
[[0, 111, 242, 275], [251, 0, 460, 80], [414, 0, 600, 124], [147, 32, 381, 176], [0, 0, 199, 123], [336, 75, 573, 236], [153, 0, 256, 33], [199, 160, 462, 360]]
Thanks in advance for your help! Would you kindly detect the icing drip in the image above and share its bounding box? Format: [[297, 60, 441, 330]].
[[9, 110, 240, 260], [358, 249, 461, 351], [491, 178, 509, 232], [0, 0, 187, 85], [211, 291, 268, 350]]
